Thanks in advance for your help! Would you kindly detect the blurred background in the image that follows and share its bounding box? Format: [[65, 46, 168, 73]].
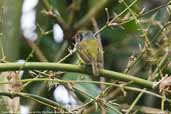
[[0, 0, 171, 114]]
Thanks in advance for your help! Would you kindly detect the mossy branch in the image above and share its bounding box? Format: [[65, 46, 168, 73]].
[[0, 62, 153, 88]]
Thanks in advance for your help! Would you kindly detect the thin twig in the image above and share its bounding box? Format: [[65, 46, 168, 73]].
[[0, 92, 70, 113], [14, 78, 171, 103], [161, 94, 166, 111], [26, 40, 48, 62], [73, 0, 111, 30], [42, 0, 69, 30], [125, 89, 145, 114], [94, 0, 138, 34], [152, 50, 169, 80]]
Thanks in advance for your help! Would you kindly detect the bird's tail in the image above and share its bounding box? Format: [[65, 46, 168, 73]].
[[92, 62, 99, 76]]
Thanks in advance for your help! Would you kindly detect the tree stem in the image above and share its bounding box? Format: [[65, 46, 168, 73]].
[[0, 62, 153, 88]]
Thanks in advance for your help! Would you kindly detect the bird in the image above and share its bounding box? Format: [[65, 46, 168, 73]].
[[74, 30, 104, 76]]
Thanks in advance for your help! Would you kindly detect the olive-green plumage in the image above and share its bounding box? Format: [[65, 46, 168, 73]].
[[75, 31, 103, 76]]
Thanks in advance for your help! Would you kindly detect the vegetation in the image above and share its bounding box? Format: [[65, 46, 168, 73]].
[[0, 0, 171, 114]]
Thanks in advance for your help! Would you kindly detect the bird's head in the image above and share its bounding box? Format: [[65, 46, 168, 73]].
[[74, 31, 95, 43]]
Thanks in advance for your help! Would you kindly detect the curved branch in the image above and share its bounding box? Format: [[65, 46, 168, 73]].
[[0, 62, 153, 88]]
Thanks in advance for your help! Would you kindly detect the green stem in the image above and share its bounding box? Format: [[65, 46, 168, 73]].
[[100, 69, 153, 88], [126, 89, 145, 114], [121, 104, 170, 114], [110, 0, 138, 23], [140, 1, 171, 17], [0, 62, 153, 88], [93, 0, 138, 34], [152, 50, 169, 80], [1, 78, 168, 106], [161, 94, 166, 111], [54, 41, 68, 62], [0, 92, 68, 112], [1, 78, 171, 114], [122, 0, 138, 23]]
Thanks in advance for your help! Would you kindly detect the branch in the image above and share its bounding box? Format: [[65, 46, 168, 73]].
[[42, 0, 69, 30], [26, 40, 48, 62], [73, 0, 112, 30], [0, 92, 69, 112], [121, 104, 171, 114], [0, 62, 153, 88]]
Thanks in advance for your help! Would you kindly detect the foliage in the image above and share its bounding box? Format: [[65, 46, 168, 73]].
[[0, 0, 171, 114]]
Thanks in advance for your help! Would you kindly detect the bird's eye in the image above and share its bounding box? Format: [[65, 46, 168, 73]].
[[79, 34, 84, 41], [74, 33, 81, 42]]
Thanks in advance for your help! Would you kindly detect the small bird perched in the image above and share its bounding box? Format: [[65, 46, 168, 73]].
[[74, 30, 104, 76]]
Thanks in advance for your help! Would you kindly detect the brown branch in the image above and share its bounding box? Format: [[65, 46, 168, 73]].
[[42, 0, 69, 31], [73, 0, 113, 30], [26, 40, 48, 62]]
